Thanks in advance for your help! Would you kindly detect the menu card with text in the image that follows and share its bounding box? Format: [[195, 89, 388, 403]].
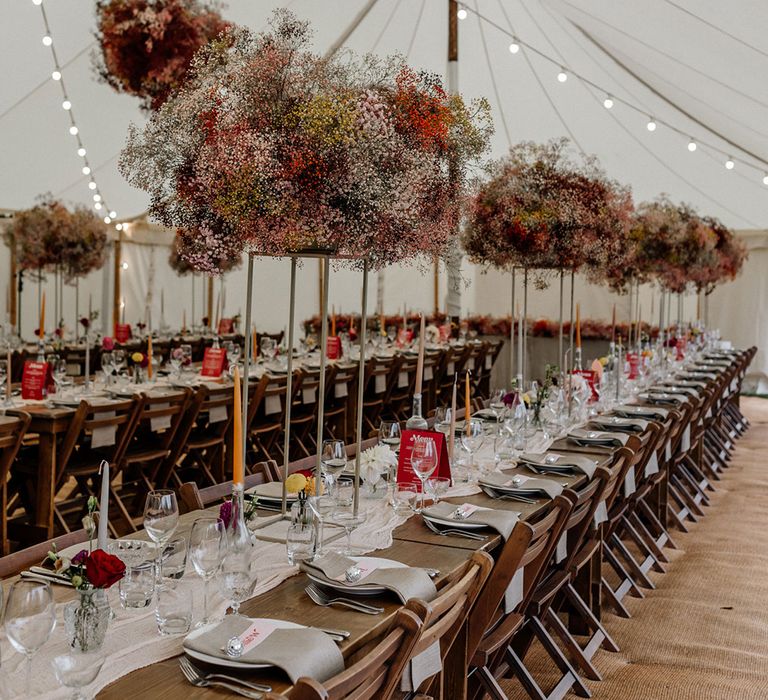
[[396, 429, 451, 491], [326, 336, 341, 360], [115, 324, 132, 343], [21, 361, 53, 400], [201, 347, 227, 377]]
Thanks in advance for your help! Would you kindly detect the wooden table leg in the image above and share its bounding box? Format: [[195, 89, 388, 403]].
[[35, 432, 57, 539]]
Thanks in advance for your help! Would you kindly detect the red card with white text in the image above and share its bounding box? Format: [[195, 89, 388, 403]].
[[326, 336, 341, 360], [396, 329, 413, 347], [201, 347, 227, 377], [115, 324, 132, 343], [573, 369, 598, 402], [217, 318, 234, 335], [396, 429, 451, 491], [625, 353, 640, 380], [21, 361, 53, 400]]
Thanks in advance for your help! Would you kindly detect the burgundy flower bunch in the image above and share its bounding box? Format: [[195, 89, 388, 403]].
[[168, 228, 242, 276], [120, 10, 492, 272], [94, 0, 230, 112], [464, 139, 633, 284]]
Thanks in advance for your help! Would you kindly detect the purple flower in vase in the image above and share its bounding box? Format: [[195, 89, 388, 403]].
[[502, 391, 519, 408], [71, 549, 89, 566], [219, 500, 232, 529]]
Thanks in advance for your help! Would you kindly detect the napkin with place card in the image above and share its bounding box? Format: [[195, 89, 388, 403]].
[[614, 404, 669, 421], [590, 415, 649, 433], [638, 392, 687, 405], [567, 427, 629, 447], [183, 617, 344, 683], [518, 452, 597, 478], [422, 501, 520, 540], [478, 472, 564, 500], [301, 553, 436, 603]]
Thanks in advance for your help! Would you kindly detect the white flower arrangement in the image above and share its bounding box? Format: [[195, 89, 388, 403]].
[[359, 444, 398, 485]]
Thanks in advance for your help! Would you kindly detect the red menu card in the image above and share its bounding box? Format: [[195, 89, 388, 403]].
[[217, 318, 234, 335], [201, 347, 227, 377], [115, 324, 132, 343], [396, 429, 451, 491], [326, 336, 341, 360], [21, 361, 54, 400], [625, 353, 640, 380], [573, 369, 598, 402], [396, 329, 413, 347]]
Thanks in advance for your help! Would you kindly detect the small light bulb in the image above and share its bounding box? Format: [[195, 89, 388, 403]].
[[115, 223, 123, 231], [763, 174, 768, 186], [93, 194, 101, 202], [109, 210, 117, 218], [687, 139, 697, 152], [69, 125, 78, 135], [82, 166, 91, 175], [94, 202, 102, 210], [557, 70, 568, 83], [62, 100, 71, 110], [725, 158, 734, 170], [88, 181, 97, 190], [104, 216, 112, 224], [457, 7, 468, 19], [508, 42, 520, 54], [51, 70, 61, 81], [647, 119, 657, 132], [77, 147, 86, 157], [42, 35, 52, 46], [121, 262, 129, 270], [32, 0, 43, 5], [603, 96, 614, 109]]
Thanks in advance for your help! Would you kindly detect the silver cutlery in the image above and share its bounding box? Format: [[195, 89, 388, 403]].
[[305, 583, 384, 614], [311, 626, 351, 640], [179, 657, 271, 693], [20, 570, 73, 587], [179, 658, 264, 698], [480, 487, 537, 504], [422, 518, 487, 540]]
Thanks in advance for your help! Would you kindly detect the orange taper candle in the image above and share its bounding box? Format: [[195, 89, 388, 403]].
[[232, 365, 244, 486], [146, 336, 153, 380]]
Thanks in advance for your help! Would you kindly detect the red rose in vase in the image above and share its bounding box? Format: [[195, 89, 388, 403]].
[[85, 549, 126, 588], [102, 337, 115, 351]]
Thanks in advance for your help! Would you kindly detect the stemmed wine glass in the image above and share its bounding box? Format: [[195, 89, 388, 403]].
[[378, 421, 401, 451], [5, 580, 56, 696], [189, 516, 226, 627], [219, 548, 253, 617], [410, 437, 438, 510], [0, 358, 8, 406], [308, 492, 336, 557], [179, 344, 193, 372], [321, 439, 347, 502], [433, 407, 452, 436], [100, 352, 114, 386], [461, 419, 485, 473], [329, 506, 366, 556], [260, 337, 276, 362], [52, 358, 68, 395], [143, 490, 179, 582], [111, 350, 126, 383]]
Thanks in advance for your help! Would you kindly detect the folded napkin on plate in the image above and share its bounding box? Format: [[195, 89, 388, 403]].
[[518, 452, 597, 478], [614, 404, 669, 421], [590, 416, 649, 433], [422, 501, 519, 540], [183, 617, 344, 683], [301, 553, 436, 603], [567, 428, 629, 447], [639, 392, 687, 405], [479, 472, 563, 500], [670, 379, 708, 389], [473, 408, 502, 421], [650, 385, 699, 397]]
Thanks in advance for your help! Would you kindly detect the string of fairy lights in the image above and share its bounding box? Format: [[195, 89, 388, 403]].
[[32, 0, 126, 231], [455, 2, 768, 186]]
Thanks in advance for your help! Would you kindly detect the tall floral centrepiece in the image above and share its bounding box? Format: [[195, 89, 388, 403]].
[[463, 138, 632, 284], [120, 10, 492, 273]]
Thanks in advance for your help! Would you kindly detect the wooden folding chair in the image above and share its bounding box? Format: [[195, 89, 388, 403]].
[[361, 356, 400, 434], [324, 363, 359, 443], [0, 528, 90, 579], [290, 367, 334, 460], [246, 373, 294, 466], [0, 410, 31, 555], [388, 355, 419, 424]]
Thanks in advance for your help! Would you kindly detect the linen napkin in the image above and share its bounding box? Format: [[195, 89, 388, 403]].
[[651, 385, 699, 397], [301, 553, 436, 603], [518, 452, 597, 478], [567, 428, 629, 447], [421, 501, 520, 541], [614, 404, 669, 421], [590, 415, 649, 433], [478, 472, 564, 500], [183, 617, 344, 683], [638, 392, 687, 406]]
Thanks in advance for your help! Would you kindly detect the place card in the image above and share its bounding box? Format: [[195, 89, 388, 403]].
[[115, 323, 132, 343], [396, 429, 451, 491], [235, 620, 279, 655], [21, 360, 53, 400], [201, 347, 227, 377]]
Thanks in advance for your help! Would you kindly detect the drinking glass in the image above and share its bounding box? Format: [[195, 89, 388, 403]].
[[100, 352, 114, 386], [0, 359, 7, 404], [227, 342, 241, 368], [190, 516, 226, 627], [260, 337, 276, 360], [143, 490, 179, 580], [378, 421, 401, 451], [5, 580, 56, 695], [321, 439, 347, 502], [433, 407, 453, 436], [169, 348, 183, 379], [219, 549, 253, 617], [180, 344, 193, 371], [155, 584, 192, 636], [410, 437, 438, 510], [489, 388, 506, 419], [52, 651, 105, 700], [119, 563, 155, 608], [53, 358, 68, 394], [391, 483, 418, 514], [308, 494, 336, 556], [329, 507, 367, 555], [160, 537, 187, 583], [286, 523, 315, 565], [111, 349, 126, 380], [425, 476, 450, 504], [461, 419, 485, 473]]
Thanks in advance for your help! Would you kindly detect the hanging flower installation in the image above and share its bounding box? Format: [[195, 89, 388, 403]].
[[463, 138, 633, 285], [695, 216, 747, 294], [4, 197, 108, 281], [120, 10, 492, 270], [168, 228, 241, 275], [94, 0, 230, 112]]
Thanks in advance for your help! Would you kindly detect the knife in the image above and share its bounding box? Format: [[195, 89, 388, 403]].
[[312, 626, 351, 640], [21, 571, 73, 587]]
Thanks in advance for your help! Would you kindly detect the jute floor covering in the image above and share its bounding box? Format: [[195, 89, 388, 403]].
[[500, 397, 768, 700]]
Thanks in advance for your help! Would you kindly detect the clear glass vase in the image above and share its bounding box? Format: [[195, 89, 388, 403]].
[[64, 588, 110, 653]]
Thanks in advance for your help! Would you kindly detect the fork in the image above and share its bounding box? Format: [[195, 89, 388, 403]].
[[480, 487, 536, 504], [305, 583, 384, 614], [180, 657, 272, 693], [422, 518, 487, 540], [179, 658, 264, 698]]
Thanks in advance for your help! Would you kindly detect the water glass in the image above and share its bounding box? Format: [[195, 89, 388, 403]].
[[433, 407, 453, 436], [378, 421, 401, 451], [286, 522, 316, 565], [391, 483, 418, 515], [308, 495, 336, 556], [321, 439, 347, 501], [425, 476, 450, 504], [52, 651, 105, 699], [144, 490, 179, 576], [155, 584, 192, 636], [329, 507, 367, 555], [461, 419, 485, 472], [120, 563, 155, 608], [160, 537, 187, 583], [189, 516, 226, 627], [219, 549, 253, 617]]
